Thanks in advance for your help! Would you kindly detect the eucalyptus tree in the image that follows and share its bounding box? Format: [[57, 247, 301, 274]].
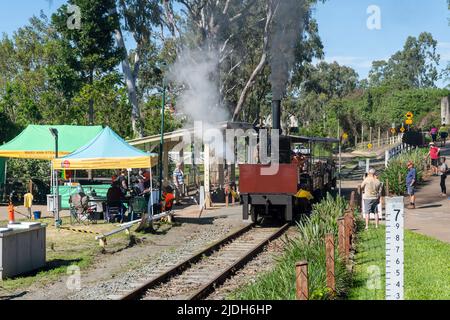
[[51, 0, 125, 124]]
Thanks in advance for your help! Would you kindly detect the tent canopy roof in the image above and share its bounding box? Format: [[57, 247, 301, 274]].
[[52, 127, 157, 170], [0, 125, 103, 160]]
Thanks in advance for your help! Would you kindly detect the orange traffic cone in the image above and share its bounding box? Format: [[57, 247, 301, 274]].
[[8, 202, 15, 224]]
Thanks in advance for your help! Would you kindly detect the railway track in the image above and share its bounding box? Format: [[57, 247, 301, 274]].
[[118, 222, 289, 300]]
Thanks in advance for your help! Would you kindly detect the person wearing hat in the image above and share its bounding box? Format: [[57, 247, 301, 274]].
[[361, 168, 382, 230], [406, 161, 417, 209], [427, 142, 441, 176]]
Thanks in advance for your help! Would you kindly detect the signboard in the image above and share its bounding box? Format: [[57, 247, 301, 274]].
[[390, 128, 396, 134], [400, 126, 405, 133], [405, 119, 413, 125], [367, 143, 373, 150], [405, 112, 413, 119], [385, 197, 404, 300]]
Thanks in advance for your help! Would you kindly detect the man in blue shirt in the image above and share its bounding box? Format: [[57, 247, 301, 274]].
[[406, 161, 417, 209]]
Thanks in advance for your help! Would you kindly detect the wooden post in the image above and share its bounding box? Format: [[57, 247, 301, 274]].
[[344, 212, 352, 256], [350, 191, 356, 211], [386, 180, 390, 197], [338, 217, 346, 259], [378, 127, 381, 147], [325, 234, 335, 295], [357, 185, 362, 210], [296, 261, 308, 300], [204, 143, 212, 208]]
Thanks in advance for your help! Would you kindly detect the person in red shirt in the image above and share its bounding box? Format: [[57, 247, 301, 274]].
[[427, 142, 441, 176], [161, 186, 175, 212]]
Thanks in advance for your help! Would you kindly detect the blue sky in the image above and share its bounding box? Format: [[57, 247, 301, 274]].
[[1, 0, 449, 87]]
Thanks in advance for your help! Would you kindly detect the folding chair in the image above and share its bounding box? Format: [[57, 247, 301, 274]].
[[69, 192, 97, 225], [129, 196, 147, 221], [105, 202, 125, 223]]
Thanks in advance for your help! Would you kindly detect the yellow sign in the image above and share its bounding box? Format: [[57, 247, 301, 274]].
[[367, 143, 373, 150], [405, 119, 413, 125], [400, 126, 405, 133], [405, 112, 414, 119], [390, 128, 396, 134]]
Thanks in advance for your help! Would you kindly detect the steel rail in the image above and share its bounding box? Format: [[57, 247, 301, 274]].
[[187, 223, 290, 300], [120, 222, 255, 300]]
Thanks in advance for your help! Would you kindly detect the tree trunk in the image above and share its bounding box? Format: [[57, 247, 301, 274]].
[[232, 3, 273, 121], [114, 28, 141, 138], [88, 71, 94, 125]]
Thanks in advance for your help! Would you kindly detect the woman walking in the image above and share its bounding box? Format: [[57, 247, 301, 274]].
[[439, 157, 448, 197]]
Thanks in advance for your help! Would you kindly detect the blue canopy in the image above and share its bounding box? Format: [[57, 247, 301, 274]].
[[52, 127, 157, 170]]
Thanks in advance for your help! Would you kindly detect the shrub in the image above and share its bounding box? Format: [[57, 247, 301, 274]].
[[380, 148, 428, 195], [231, 194, 351, 300]]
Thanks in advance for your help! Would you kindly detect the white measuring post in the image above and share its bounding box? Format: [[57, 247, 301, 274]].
[[385, 196, 404, 300], [365, 158, 370, 173]]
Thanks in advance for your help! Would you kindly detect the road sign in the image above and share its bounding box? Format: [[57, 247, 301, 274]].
[[385, 197, 404, 300], [367, 143, 373, 150], [405, 119, 413, 125], [390, 128, 396, 134], [400, 126, 405, 133], [405, 112, 413, 119]]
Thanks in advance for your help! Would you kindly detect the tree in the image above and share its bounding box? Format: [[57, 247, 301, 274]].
[[159, 0, 325, 122], [114, 0, 162, 137], [51, 0, 125, 124], [368, 32, 441, 89]]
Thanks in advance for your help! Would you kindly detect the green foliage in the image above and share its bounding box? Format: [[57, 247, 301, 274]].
[[141, 96, 183, 136], [231, 194, 351, 300], [380, 148, 428, 195], [368, 32, 440, 89], [6, 159, 51, 182]]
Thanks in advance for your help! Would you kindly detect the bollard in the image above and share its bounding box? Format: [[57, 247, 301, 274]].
[[338, 217, 346, 259], [296, 261, 309, 300], [8, 202, 15, 224], [325, 234, 336, 295]]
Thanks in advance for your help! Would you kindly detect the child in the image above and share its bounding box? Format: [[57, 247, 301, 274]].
[[161, 186, 175, 212]]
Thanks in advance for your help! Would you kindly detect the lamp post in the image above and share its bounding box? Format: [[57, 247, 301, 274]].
[[155, 63, 168, 202], [49, 128, 61, 227]]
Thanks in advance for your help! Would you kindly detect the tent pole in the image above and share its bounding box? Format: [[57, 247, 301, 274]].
[[149, 167, 154, 217]]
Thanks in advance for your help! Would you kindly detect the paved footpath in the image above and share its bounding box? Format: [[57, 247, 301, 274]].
[[405, 171, 450, 244]]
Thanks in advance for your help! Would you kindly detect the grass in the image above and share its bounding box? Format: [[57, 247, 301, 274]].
[[349, 222, 450, 300], [0, 216, 169, 293]]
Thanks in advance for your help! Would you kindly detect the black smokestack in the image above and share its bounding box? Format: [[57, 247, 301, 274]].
[[269, 0, 306, 101], [272, 100, 281, 131]]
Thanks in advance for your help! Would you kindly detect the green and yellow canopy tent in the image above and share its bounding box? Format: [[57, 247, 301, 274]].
[[0, 125, 103, 202], [0, 125, 103, 160]]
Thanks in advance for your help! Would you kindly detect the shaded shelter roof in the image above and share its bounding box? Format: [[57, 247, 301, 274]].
[[51, 127, 158, 170], [0, 125, 103, 160]]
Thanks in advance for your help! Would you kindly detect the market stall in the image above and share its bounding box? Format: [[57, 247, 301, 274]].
[[0, 125, 103, 204], [51, 127, 158, 226]]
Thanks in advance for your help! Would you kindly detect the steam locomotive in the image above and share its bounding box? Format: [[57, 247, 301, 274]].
[[239, 100, 338, 223]]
